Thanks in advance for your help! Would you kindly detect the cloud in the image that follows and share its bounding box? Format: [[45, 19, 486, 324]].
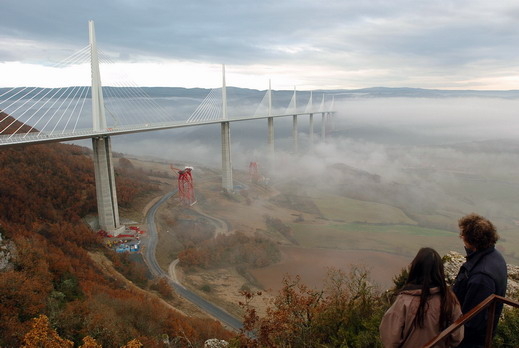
[[2, 1, 519, 89], [335, 97, 519, 143]]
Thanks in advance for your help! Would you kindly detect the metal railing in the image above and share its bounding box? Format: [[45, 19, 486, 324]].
[[0, 110, 336, 147], [424, 294, 519, 348]]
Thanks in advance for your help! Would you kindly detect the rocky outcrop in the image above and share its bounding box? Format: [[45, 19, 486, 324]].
[[204, 338, 228, 348], [443, 251, 519, 297], [0, 232, 16, 272]]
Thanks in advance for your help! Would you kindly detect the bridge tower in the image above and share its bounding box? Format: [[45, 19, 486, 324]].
[[321, 95, 335, 141], [321, 112, 326, 141], [89, 20, 121, 232], [220, 65, 234, 192], [309, 112, 314, 148], [291, 87, 298, 154], [320, 94, 327, 141], [307, 91, 314, 150], [267, 80, 275, 171]]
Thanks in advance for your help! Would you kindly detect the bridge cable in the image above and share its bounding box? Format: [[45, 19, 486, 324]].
[[63, 86, 90, 134], [9, 87, 69, 138], [187, 88, 222, 123], [1, 45, 91, 137], [71, 86, 90, 133], [98, 51, 175, 126], [43, 85, 87, 136], [254, 90, 270, 117]]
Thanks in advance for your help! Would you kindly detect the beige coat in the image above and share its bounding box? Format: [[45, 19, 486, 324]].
[[379, 287, 464, 348]]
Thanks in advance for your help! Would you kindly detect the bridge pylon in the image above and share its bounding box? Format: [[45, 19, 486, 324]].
[[89, 20, 107, 132], [267, 80, 275, 172], [92, 136, 120, 231], [321, 112, 326, 141], [220, 65, 234, 192], [309, 113, 314, 149], [292, 87, 298, 154], [89, 20, 121, 233]]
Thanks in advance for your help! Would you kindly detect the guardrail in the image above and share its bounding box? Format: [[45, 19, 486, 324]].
[[424, 294, 519, 348], [0, 110, 336, 146]]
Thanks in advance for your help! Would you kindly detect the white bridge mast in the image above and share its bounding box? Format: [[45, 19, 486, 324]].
[[89, 20, 121, 233], [220, 64, 233, 192]]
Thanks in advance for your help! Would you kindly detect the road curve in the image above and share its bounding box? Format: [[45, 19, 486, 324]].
[[142, 190, 243, 331]]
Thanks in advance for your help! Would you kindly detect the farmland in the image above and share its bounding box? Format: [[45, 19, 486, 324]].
[[137, 138, 519, 316]]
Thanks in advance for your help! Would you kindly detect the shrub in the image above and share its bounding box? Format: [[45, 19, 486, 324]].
[[234, 267, 386, 347]]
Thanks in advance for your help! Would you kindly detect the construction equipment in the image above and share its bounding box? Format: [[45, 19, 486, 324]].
[[249, 162, 260, 183], [170, 164, 197, 206]]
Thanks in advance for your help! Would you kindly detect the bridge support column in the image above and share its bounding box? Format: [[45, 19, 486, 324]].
[[221, 121, 233, 192], [267, 117, 274, 169], [92, 136, 120, 231], [292, 115, 298, 154], [309, 113, 314, 150], [321, 112, 326, 141]]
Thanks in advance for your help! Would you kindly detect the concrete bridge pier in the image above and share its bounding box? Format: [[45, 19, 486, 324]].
[[221, 121, 233, 192], [267, 116, 275, 170], [92, 136, 120, 231], [321, 112, 326, 141], [89, 21, 121, 233], [309, 113, 314, 150], [292, 115, 298, 154], [220, 65, 234, 192]]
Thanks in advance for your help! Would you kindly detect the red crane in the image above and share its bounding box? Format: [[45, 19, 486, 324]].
[[249, 161, 260, 183], [170, 164, 196, 206]]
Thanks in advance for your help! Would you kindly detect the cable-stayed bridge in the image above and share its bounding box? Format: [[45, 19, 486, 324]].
[[0, 55, 335, 147], [0, 21, 335, 233], [0, 84, 333, 146]]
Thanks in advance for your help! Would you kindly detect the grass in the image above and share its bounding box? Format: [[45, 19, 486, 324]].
[[496, 228, 519, 265], [312, 195, 417, 225], [305, 188, 519, 263], [406, 211, 459, 231], [444, 180, 519, 210], [291, 222, 459, 258]]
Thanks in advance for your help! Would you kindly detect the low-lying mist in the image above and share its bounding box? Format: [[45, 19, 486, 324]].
[[101, 96, 519, 264]]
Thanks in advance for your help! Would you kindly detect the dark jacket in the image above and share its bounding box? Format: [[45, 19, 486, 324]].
[[452, 246, 507, 346]]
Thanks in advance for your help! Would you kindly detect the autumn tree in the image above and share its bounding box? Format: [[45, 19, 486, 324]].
[[120, 339, 143, 348], [150, 277, 175, 300], [0, 143, 232, 346], [21, 314, 73, 348], [233, 268, 386, 348], [178, 231, 280, 270], [78, 336, 102, 348]]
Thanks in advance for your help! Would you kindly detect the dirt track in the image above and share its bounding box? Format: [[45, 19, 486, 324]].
[[130, 158, 413, 315], [250, 246, 412, 292]]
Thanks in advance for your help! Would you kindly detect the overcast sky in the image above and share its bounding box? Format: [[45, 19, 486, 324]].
[[2, 0, 519, 90]]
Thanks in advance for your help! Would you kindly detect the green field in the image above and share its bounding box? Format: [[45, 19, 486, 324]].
[[497, 228, 519, 264], [291, 189, 519, 265], [312, 195, 417, 224], [295, 194, 458, 258], [291, 222, 459, 258]]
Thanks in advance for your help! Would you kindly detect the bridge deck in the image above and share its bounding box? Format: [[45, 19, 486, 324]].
[[0, 111, 334, 146]]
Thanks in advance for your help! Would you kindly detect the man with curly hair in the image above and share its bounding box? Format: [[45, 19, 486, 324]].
[[453, 213, 507, 348]]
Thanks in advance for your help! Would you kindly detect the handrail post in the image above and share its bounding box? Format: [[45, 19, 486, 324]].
[[424, 295, 519, 348], [485, 300, 497, 347]]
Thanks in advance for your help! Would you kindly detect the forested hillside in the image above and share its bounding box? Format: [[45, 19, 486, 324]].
[[0, 142, 232, 347]]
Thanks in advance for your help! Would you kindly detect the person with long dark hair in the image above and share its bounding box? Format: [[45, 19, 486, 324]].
[[380, 247, 464, 347]]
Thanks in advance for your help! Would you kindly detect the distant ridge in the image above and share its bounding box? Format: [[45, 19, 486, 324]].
[[0, 110, 38, 134], [134, 86, 519, 99], [314, 87, 519, 99], [1, 86, 519, 100]]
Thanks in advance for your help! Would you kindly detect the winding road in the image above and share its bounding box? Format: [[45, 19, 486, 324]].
[[142, 190, 243, 331]]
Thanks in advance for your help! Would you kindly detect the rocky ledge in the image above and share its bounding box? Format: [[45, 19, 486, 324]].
[[443, 251, 519, 296]]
